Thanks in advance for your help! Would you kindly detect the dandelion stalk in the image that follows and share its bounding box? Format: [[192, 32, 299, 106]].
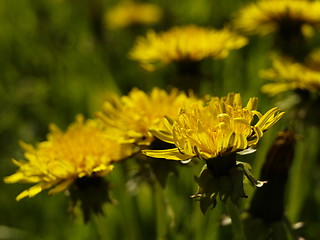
[[154, 181, 168, 240], [226, 198, 246, 240], [287, 125, 320, 222]]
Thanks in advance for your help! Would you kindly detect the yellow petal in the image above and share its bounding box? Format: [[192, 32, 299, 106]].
[[48, 178, 75, 195], [255, 107, 281, 130], [148, 129, 174, 144], [16, 183, 53, 201], [142, 148, 192, 161]]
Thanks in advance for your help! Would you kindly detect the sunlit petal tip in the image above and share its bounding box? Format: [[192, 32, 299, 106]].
[[190, 193, 202, 198], [255, 180, 268, 188], [180, 159, 192, 164], [237, 147, 257, 155]]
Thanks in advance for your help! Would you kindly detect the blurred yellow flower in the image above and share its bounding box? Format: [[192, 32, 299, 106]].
[[143, 93, 284, 161], [105, 1, 162, 30], [305, 48, 320, 70], [128, 25, 248, 71], [4, 115, 132, 201], [261, 57, 320, 96], [232, 0, 320, 37], [96, 87, 200, 146]]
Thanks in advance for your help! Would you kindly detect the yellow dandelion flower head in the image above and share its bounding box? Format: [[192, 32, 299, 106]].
[[105, 1, 162, 30], [261, 56, 320, 95], [143, 93, 284, 161], [97, 87, 200, 146], [233, 0, 320, 36], [128, 25, 248, 71], [306, 48, 320, 70], [4, 115, 131, 201]]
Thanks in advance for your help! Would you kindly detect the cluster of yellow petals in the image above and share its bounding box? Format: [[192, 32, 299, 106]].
[[4, 115, 132, 201], [97, 87, 200, 146], [143, 93, 284, 161], [232, 0, 320, 36], [105, 1, 162, 30], [305, 48, 320, 71], [261, 57, 320, 95], [128, 25, 248, 71]]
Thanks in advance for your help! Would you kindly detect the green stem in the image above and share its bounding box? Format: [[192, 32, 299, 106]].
[[154, 182, 167, 240], [287, 125, 320, 222], [93, 214, 109, 239], [226, 199, 246, 240]]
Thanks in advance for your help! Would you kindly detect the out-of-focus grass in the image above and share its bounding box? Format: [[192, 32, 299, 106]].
[[1, 0, 319, 239]]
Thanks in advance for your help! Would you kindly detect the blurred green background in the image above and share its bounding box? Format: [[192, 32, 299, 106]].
[[1, 0, 319, 239]]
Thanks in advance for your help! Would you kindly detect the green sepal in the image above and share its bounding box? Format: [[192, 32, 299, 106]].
[[219, 175, 233, 203], [237, 161, 267, 187], [229, 166, 248, 204], [193, 161, 263, 213], [192, 166, 219, 214], [68, 176, 113, 223]]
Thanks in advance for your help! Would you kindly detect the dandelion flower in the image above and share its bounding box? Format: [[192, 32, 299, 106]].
[[105, 1, 162, 30], [261, 57, 320, 96], [4, 115, 132, 201], [233, 0, 320, 37], [143, 93, 283, 211], [128, 25, 248, 71], [97, 87, 200, 147], [305, 48, 320, 71], [143, 93, 284, 161]]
